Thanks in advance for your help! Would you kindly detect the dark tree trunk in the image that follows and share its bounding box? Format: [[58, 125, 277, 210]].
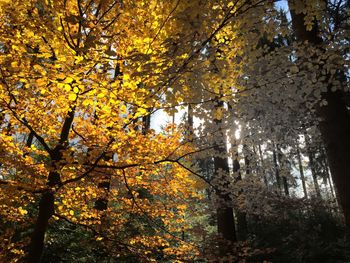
[[232, 148, 248, 241], [214, 153, 237, 242], [142, 114, 151, 135], [27, 170, 61, 263], [94, 167, 112, 211], [187, 104, 194, 141], [27, 191, 54, 263], [304, 133, 321, 198], [276, 145, 290, 196], [289, 0, 350, 226], [213, 100, 237, 245], [296, 143, 308, 199], [321, 147, 335, 200], [258, 145, 268, 187], [272, 144, 281, 194], [317, 91, 350, 222]]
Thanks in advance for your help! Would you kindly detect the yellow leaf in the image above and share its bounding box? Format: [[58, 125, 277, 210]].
[[18, 207, 27, 215], [82, 99, 93, 106], [138, 108, 147, 115], [75, 56, 84, 63], [69, 210, 74, 216], [120, 104, 127, 114], [11, 61, 18, 68], [68, 93, 77, 101], [65, 77, 74, 83], [64, 84, 71, 92]]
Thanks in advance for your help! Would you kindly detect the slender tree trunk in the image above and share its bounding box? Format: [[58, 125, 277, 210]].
[[276, 145, 289, 196], [258, 145, 268, 187], [296, 143, 308, 199], [272, 143, 281, 194], [214, 152, 236, 243], [322, 151, 335, 200], [289, 0, 350, 226], [142, 112, 151, 135], [232, 146, 248, 241], [304, 133, 321, 198], [187, 104, 194, 141], [319, 146, 335, 200], [213, 100, 236, 245], [327, 173, 335, 200]]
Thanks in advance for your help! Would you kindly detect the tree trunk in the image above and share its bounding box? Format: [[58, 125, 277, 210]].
[[321, 147, 335, 200], [142, 112, 151, 135], [304, 133, 321, 198], [27, 106, 75, 261], [27, 170, 60, 263], [27, 191, 54, 263], [272, 143, 281, 194], [276, 145, 289, 196], [289, 0, 350, 226], [187, 104, 194, 141], [213, 100, 236, 245], [214, 151, 237, 242], [258, 145, 268, 187], [94, 161, 112, 211], [232, 147, 248, 241], [296, 143, 308, 199], [317, 91, 350, 221]]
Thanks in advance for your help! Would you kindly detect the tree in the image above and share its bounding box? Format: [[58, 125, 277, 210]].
[[0, 0, 209, 261], [1, 0, 349, 261], [288, 0, 350, 226]]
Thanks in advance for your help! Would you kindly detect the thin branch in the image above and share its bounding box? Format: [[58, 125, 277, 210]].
[[2, 100, 52, 154], [0, 179, 46, 193]]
